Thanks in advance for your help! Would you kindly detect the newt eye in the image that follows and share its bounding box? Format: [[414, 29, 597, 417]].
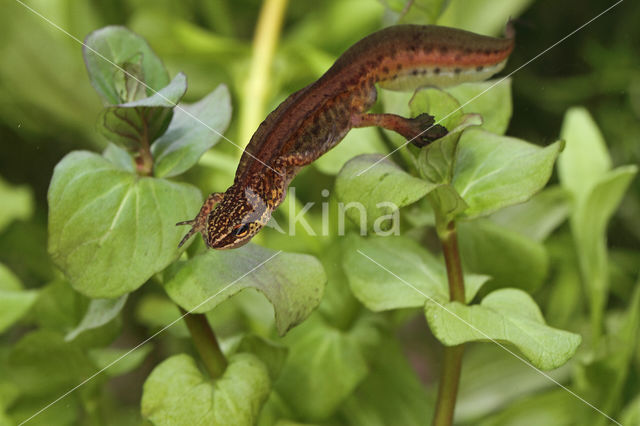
[[232, 223, 251, 238]]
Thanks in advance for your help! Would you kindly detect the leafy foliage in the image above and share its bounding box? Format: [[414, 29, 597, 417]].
[[1, 1, 638, 425]]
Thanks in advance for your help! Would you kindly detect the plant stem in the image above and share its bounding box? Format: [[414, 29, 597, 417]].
[[180, 308, 227, 379], [432, 221, 466, 426], [441, 221, 465, 304], [238, 0, 289, 147], [135, 110, 153, 176]]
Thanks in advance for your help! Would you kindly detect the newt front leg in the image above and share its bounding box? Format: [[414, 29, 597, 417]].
[[176, 192, 223, 248]]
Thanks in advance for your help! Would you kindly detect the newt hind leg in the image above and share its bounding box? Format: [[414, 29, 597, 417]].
[[352, 112, 448, 147], [176, 192, 223, 248]]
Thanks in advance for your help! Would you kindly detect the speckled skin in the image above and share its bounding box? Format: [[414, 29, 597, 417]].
[[178, 24, 515, 249]]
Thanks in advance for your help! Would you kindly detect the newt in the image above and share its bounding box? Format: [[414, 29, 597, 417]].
[[177, 24, 515, 249]]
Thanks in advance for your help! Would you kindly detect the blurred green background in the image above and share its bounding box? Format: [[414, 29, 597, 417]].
[[1, 0, 639, 424]]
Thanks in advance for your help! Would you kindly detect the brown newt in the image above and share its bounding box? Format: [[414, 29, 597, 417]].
[[177, 24, 515, 249]]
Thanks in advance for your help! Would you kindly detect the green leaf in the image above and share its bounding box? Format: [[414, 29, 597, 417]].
[[48, 151, 202, 298], [103, 143, 136, 172], [477, 388, 583, 426], [438, 0, 533, 36], [489, 186, 570, 242], [0, 176, 33, 232], [275, 314, 369, 420], [236, 334, 288, 381], [314, 127, 387, 175], [458, 220, 549, 294], [335, 154, 435, 231], [65, 295, 127, 341], [97, 73, 187, 150], [344, 234, 489, 310], [135, 294, 189, 337], [558, 107, 612, 202], [395, 0, 449, 25], [446, 79, 512, 135], [0, 264, 38, 333], [84, 26, 170, 105], [428, 184, 469, 228], [573, 283, 640, 426], [141, 353, 270, 426], [164, 244, 326, 336], [572, 166, 637, 337], [456, 345, 572, 422], [453, 129, 564, 219], [417, 114, 483, 184], [340, 332, 434, 425], [151, 84, 232, 178], [88, 345, 153, 377], [7, 330, 96, 396], [425, 288, 581, 370], [409, 86, 464, 132]]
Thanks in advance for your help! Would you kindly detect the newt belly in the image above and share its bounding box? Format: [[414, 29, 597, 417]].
[[178, 24, 515, 249]]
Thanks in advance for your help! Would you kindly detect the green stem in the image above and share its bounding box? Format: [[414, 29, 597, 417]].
[[238, 0, 289, 147], [432, 221, 465, 426], [181, 309, 227, 379]]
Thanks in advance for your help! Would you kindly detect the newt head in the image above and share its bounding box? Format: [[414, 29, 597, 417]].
[[205, 186, 273, 250]]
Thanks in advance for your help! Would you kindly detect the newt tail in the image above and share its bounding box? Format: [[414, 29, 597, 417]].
[[178, 24, 515, 249]]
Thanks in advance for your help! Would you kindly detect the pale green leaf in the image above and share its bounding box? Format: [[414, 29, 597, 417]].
[[438, 0, 533, 36], [164, 244, 326, 336], [0, 264, 38, 333], [65, 295, 128, 341], [335, 154, 435, 231], [446, 79, 512, 135], [558, 107, 612, 202], [48, 151, 202, 298], [88, 345, 152, 377], [152, 84, 232, 178], [7, 330, 96, 396], [0, 176, 33, 232], [425, 288, 581, 370], [489, 185, 569, 242], [344, 235, 488, 311], [453, 129, 564, 219], [572, 166, 637, 336], [97, 73, 187, 149], [84, 26, 169, 105], [314, 127, 388, 175], [458, 220, 548, 293], [141, 353, 270, 426]]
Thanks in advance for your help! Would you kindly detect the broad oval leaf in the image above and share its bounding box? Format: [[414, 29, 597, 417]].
[[335, 154, 435, 231], [48, 151, 202, 298], [84, 26, 170, 105], [453, 129, 564, 219], [164, 244, 326, 336], [151, 84, 232, 178], [141, 353, 270, 426], [425, 288, 581, 370], [344, 234, 489, 311]]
